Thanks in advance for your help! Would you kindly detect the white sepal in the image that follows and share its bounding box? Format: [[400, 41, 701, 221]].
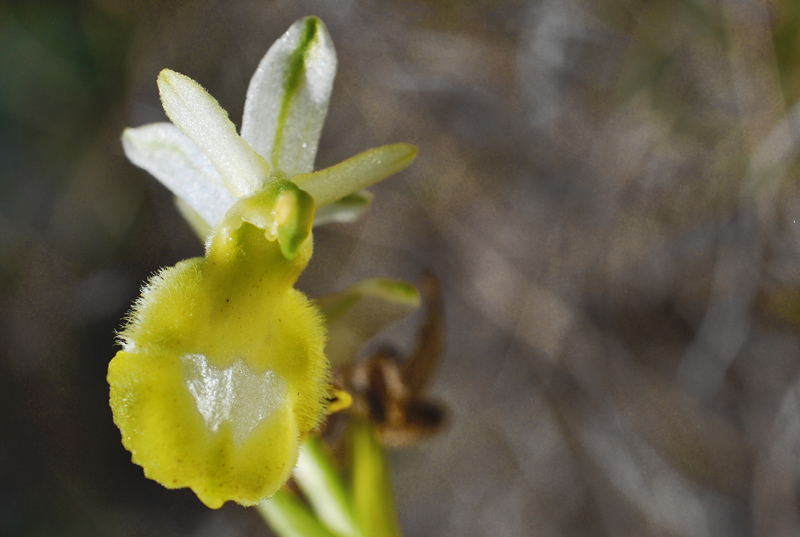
[[158, 69, 270, 197], [121, 123, 236, 229], [242, 17, 337, 177]]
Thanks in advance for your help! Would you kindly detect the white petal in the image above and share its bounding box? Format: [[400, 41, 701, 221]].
[[241, 17, 337, 177], [158, 69, 270, 197], [293, 144, 417, 207], [121, 123, 236, 228]]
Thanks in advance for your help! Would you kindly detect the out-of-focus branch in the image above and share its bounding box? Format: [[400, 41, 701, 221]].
[[677, 0, 796, 400]]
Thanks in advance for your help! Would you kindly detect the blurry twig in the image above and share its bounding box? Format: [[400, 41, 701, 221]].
[[676, 0, 800, 400], [752, 377, 800, 537]]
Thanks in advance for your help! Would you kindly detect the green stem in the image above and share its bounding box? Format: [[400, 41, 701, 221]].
[[257, 490, 340, 537], [350, 419, 403, 537], [293, 435, 362, 537]]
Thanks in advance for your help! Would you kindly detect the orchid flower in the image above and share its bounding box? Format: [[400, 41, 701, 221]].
[[108, 17, 416, 509]]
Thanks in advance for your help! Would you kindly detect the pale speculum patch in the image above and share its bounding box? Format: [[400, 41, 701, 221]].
[[181, 353, 288, 444]]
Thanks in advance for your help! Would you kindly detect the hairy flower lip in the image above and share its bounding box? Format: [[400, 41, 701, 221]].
[[109, 221, 328, 507]]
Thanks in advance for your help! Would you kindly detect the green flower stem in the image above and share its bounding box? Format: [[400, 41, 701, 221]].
[[257, 490, 341, 537], [350, 418, 402, 537], [293, 435, 363, 537]]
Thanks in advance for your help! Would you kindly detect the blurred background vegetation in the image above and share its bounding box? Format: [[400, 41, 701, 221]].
[[4, 0, 800, 535]]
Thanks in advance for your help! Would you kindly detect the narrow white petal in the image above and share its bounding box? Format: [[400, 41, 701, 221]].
[[121, 123, 236, 228], [241, 17, 337, 177], [312, 191, 372, 226], [158, 69, 270, 197], [293, 144, 417, 207]]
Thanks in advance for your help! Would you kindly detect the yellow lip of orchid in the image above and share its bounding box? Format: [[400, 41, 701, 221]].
[[110, 16, 417, 509]]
